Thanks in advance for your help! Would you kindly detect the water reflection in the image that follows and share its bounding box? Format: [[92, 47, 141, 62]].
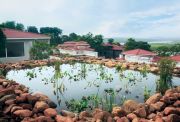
[[6, 62, 180, 112]]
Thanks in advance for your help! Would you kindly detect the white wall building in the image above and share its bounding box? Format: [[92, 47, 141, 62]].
[[120, 49, 157, 64], [57, 41, 98, 57], [0, 28, 50, 63], [170, 55, 180, 67]]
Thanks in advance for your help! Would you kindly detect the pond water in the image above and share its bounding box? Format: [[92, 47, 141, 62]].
[[6, 63, 180, 112]]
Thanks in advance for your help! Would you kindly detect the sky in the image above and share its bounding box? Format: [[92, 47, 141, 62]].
[[0, 0, 180, 38]]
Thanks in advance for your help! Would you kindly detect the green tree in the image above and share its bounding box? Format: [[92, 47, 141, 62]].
[[27, 26, 39, 33], [1, 21, 16, 29], [40, 27, 62, 45], [156, 58, 176, 94], [124, 38, 151, 51], [108, 38, 114, 44], [61, 35, 70, 42], [30, 41, 53, 60], [155, 46, 170, 56], [16, 23, 24, 31], [69, 33, 79, 41], [0, 28, 6, 57]]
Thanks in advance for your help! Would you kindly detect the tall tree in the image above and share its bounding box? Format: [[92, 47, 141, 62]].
[[27, 26, 39, 33], [40, 27, 62, 45], [108, 38, 114, 44], [16, 23, 24, 31], [0, 28, 6, 57], [69, 33, 79, 41], [124, 38, 151, 51], [2, 21, 16, 29]]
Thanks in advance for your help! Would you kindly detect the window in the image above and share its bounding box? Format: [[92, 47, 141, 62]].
[[7, 42, 24, 57]]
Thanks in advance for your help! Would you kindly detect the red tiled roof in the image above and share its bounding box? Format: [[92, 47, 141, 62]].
[[170, 55, 180, 62], [122, 49, 157, 56], [152, 56, 161, 62], [2, 28, 50, 39], [103, 43, 124, 51], [58, 41, 95, 51]]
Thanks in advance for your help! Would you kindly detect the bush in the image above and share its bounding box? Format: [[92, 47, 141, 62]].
[[156, 58, 176, 94], [30, 41, 53, 60]]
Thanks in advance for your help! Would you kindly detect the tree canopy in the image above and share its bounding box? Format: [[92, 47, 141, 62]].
[[40, 27, 63, 46], [0, 28, 6, 57], [108, 38, 114, 44], [27, 26, 39, 33], [124, 38, 151, 51], [0, 21, 24, 31]]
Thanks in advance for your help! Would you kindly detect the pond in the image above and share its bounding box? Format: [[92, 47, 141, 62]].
[[6, 62, 180, 112]]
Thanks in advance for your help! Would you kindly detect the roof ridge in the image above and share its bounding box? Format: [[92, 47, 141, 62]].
[[3, 28, 49, 37]]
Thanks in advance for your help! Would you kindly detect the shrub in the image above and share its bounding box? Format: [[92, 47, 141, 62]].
[[156, 58, 176, 94], [30, 41, 53, 60]]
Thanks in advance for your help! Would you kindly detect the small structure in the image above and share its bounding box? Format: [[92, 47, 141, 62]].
[[121, 49, 157, 63], [102, 43, 124, 58], [0, 28, 50, 63], [57, 41, 98, 57], [170, 55, 180, 67]]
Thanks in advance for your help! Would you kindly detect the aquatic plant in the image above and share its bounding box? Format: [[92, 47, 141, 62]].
[[156, 58, 176, 94], [65, 97, 88, 112], [144, 86, 151, 101], [26, 70, 37, 80]]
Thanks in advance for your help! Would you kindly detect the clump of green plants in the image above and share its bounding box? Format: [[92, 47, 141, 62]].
[[30, 41, 53, 60], [144, 86, 151, 101], [156, 58, 176, 94], [26, 70, 37, 80], [65, 97, 88, 112]]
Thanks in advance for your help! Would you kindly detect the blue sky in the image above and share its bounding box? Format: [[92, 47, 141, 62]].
[[0, 0, 180, 38]]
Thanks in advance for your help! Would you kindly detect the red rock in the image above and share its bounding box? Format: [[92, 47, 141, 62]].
[[173, 100, 180, 107], [13, 109, 32, 118], [127, 113, 137, 120], [19, 103, 33, 110], [79, 111, 92, 119], [34, 101, 49, 112], [11, 106, 23, 113], [44, 108, 57, 117], [150, 101, 165, 111], [55, 115, 73, 122], [35, 116, 54, 122], [61, 110, 75, 118], [117, 117, 129, 122], [3, 104, 16, 114], [145, 93, 162, 105], [5, 99, 15, 105], [147, 113, 156, 120], [164, 107, 178, 115], [27, 95, 39, 105], [122, 100, 139, 113], [112, 107, 126, 117], [155, 116, 164, 122], [167, 114, 180, 122], [133, 106, 147, 118], [16, 96, 27, 103], [14, 89, 23, 95], [21, 117, 36, 122]]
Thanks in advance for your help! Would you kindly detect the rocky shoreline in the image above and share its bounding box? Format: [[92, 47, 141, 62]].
[[0, 76, 180, 122], [0, 56, 180, 77]]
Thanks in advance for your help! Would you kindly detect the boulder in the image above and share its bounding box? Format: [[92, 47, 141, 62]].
[[27, 95, 39, 105], [55, 115, 73, 122], [5, 99, 15, 105], [122, 100, 139, 113], [35, 116, 54, 122], [19, 103, 33, 110], [61, 110, 75, 118], [173, 100, 180, 107], [150, 101, 165, 111], [34, 101, 49, 112], [117, 117, 129, 122], [133, 106, 147, 118], [145, 93, 162, 105], [164, 107, 178, 115], [127, 113, 137, 120], [44, 108, 58, 118], [167, 114, 180, 122], [0, 94, 16, 104], [112, 106, 126, 117], [11, 106, 23, 113], [13, 109, 32, 118], [79, 111, 92, 119]]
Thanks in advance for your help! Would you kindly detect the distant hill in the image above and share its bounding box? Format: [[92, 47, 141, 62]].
[[104, 37, 180, 44]]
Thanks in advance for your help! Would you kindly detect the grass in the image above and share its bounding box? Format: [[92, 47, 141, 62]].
[[150, 43, 174, 50]]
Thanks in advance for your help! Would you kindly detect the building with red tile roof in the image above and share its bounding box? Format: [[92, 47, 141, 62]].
[[57, 41, 98, 57], [170, 55, 180, 67], [121, 49, 157, 63], [0, 28, 50, 63], [102, 43, 124, 58]]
